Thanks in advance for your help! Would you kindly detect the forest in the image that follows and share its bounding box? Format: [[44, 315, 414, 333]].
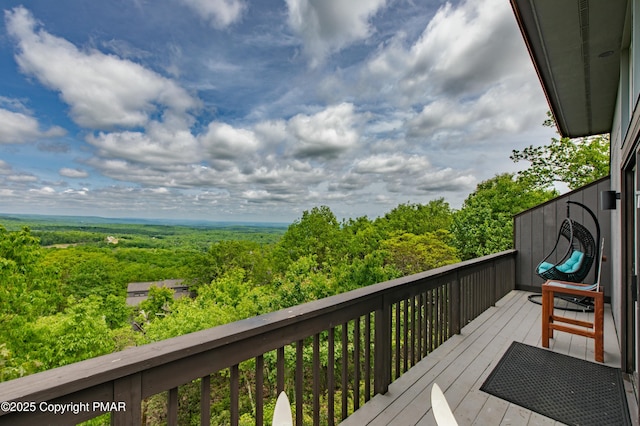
[[0, 174, 557, 424], [0, 123, 609, 424]]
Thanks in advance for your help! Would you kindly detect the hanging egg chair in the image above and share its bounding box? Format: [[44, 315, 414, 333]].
[[536, 201, 599, 284]]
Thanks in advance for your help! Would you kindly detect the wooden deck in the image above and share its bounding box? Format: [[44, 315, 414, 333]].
[[341, 290, 639, 426]]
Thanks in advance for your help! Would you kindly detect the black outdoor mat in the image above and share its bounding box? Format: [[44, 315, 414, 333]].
[[480, 341, 631, 426]]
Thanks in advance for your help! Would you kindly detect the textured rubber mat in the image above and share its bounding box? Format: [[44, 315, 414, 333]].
[[480, 341, 631, 426]]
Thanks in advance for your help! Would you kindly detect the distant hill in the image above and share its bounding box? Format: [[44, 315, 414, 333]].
[[0, 213, 288, 229]]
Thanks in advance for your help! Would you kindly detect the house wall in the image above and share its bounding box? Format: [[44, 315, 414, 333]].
[[610, 81, 624, 346], [608, 0, 633, 360]]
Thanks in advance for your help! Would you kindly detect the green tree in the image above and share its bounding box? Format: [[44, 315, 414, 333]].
[[103, 294, 132, 329], [13, 296, 116, 372], [451, 174, 556, 260], [381, 232, 460, 276], [0, 226, 62, 317], [271, 206, 341, 273], [0, 226, 41, 274], [339, 216, 381, 262], [136, 285, 175, 324], [375, 199, 453, 236], [189, 240, 271, 288], [510, 112, 610, 190], [142, 269, 269, 342]]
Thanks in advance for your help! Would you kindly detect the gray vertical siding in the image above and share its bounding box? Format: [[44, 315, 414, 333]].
[[514, 177, 612, 293]]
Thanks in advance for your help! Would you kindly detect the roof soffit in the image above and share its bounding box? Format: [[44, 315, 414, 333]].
[[511, 0, 627, 138]]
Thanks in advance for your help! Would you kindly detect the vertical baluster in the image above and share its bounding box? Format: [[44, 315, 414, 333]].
[[231, 365, 239, 426], [403, 299, 408, 374], [479, 270, 483, 315], [469, 275, 474, 321], [256, 355, 264, 426], [471, 271, 476, 318], [422, 292, 428, 358], [483, 269, 486, 313], [168, 387, 178, 426], [444, 282, 449, 340], [201, 375, 211, 426], [328, 327, 335, 426], [427, 289, 433, 353], [296, 340, 304, 425], [463, 277, 468, 326], [354, 317, 361, 411], [277, 347, 285, 395], [447, 282, 452, 339], [411, 294, 416, 366], [437, 285, 442, 347], [313, 334, 320, 425], [444, 284, 448, 343], [364, 313, 371, 402], [448, 281, 453, 339], [438, 285, 447, 346], [472, 271, 477, 318], [479, 269, 484, 314], [473, 271, 477, 317], [482, 269, 486, 312], [417, 293, 423, 361], [435, 285, 440, 347], [341, 323, 348, 421], [394, 302, 400, 380], [437, 286, 442, 348]]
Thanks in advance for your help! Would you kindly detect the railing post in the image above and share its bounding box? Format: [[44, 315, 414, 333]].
[[111, 373, 142, 426], [374, 296, 391, 395], [451, 272, 461, 335]]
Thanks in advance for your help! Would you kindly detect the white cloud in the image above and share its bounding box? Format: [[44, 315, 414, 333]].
[[29, 186, 56, 195], [59, 168, 89, 178], [179, 0, 246, 29], [0, 96, 31, 114], [286, 0, 387, 66], [62, 188, 88, 196], [7, 173, 38, 183], [333, 0, 536, 112], [399, 0, 529, 99], [0, 0, 554, 221], [407, 78, 544, 145], [0, 108, 65, 144], [287, 103, 360, 159], [353, 153, 420, 174], [200, 122, 262, 160], [5, 6, 199, 130], [86, 120, 200, 165], [352, 153, 475, 194]]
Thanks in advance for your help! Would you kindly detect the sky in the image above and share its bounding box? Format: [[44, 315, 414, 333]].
[[0, 0, 557, 223]]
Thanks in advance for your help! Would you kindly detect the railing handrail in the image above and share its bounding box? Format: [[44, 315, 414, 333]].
[[0, 249, 516, 423]]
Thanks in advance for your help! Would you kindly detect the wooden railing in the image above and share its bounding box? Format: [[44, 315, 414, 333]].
[[0, 250, 516, 426]]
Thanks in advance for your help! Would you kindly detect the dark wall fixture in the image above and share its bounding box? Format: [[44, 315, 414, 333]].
[[600, 190, 620, 210]]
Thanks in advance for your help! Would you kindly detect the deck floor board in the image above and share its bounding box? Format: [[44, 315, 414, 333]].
[[340, 290, 637, 426]]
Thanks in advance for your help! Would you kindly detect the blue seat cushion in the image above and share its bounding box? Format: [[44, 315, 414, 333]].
[[538, 262, 555, 273], [556, 251, 584, 273], [537, 251, 584, 274]]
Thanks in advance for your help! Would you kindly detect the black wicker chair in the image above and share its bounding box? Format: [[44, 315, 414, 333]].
[[536, 201, 599, 284]]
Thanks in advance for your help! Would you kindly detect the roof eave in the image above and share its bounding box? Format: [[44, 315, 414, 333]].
[[510, 0, 628, 138]]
